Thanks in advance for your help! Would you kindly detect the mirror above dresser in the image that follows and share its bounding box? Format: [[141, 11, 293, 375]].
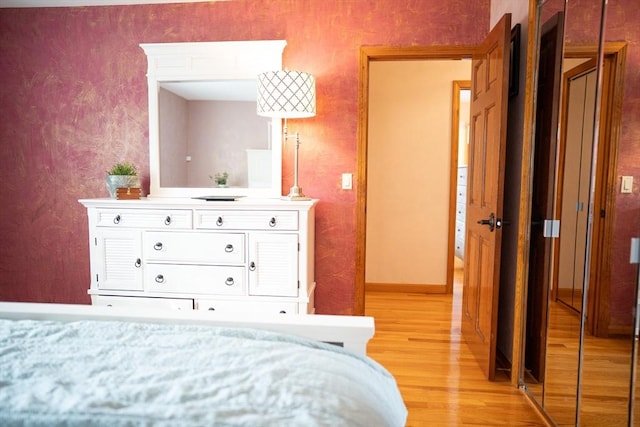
[[140, 40, 287, 199]]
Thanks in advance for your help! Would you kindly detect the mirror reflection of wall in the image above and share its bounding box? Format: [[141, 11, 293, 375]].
[[158, 85, 272, 189], [141, 40, 286, 199]]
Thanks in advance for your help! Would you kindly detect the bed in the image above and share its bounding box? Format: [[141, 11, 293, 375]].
[[0, 302, 407, 426]]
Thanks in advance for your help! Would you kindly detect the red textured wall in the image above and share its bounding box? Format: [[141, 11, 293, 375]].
[[0, 1, 490, 313]]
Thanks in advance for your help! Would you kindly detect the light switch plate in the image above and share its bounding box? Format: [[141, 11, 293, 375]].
[[341, 173, 353, 190], [621, 176, 633, 193]]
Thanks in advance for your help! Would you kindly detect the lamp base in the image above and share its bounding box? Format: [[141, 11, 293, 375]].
[[282, 186, 310, 201]]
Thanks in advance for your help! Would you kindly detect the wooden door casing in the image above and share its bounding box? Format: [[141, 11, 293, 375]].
[[461, 13, 511, 381]]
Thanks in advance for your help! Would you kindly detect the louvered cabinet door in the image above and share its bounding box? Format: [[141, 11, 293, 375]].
[[248, 233, 298, 297], [94, 229, 143, 291]]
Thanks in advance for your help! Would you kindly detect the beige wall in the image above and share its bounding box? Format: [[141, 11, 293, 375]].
[[366, 60, 471, 286], [158, 91, 271, 188]]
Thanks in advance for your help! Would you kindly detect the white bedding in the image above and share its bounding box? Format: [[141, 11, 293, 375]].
[[0, 319, 407, 426]]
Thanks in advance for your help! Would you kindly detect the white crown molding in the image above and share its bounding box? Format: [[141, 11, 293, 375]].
[[0, 0, 224, 8]]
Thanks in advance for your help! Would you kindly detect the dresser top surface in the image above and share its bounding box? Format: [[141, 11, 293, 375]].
[[79, 197, 318, 211]]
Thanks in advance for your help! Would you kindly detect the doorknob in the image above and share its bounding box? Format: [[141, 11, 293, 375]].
[[477, 213, 500, 232]]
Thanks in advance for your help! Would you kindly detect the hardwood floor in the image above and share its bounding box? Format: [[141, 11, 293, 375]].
[[365, 268, 545, 426], [542, 298, 633, 426]]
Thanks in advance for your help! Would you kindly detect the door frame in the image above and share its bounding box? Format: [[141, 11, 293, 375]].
[[355, 46, 476, 315]]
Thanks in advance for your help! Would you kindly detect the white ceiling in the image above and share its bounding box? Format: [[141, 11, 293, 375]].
[[0, 0, 221, 7]]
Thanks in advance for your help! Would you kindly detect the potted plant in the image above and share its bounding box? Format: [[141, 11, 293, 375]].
[[210, 171, 229, 187], [106, 162, 141, 198]]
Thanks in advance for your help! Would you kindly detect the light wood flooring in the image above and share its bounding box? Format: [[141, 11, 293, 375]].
[[365, 269, 545, 426], [541, 299, 633, 426]]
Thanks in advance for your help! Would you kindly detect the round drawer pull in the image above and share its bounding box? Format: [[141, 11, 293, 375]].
[[155, 274, 165, 283], [113, 214, 121, 224], [249, 261, 256, 271], [225, 244, 234, 253], [208, 307, 215, 311], [279, 310, 287, 314], [134, 258, 141, 268], [225, 277, 234, 286], [269, 217, 277, 227], [164, 215, 172, 226], [154, 242, 163, 251], [216, 216, 223, 226]]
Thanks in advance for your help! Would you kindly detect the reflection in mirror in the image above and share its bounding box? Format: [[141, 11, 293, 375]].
[[634, 261, 640, 426], [523, 0, 638, 425], [554, 57, 595, 313], [522, 0, 566, 411], [542, 0, 605, 423], [574, 5, 633, 425], [158, 80, 272, 189], [141, 40, 287, 199]]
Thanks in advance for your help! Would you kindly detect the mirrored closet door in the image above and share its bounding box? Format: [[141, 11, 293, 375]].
[[521, 0, 639, 425]]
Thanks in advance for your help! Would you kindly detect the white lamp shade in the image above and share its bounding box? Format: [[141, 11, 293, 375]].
[[256, 70, 316, 119]]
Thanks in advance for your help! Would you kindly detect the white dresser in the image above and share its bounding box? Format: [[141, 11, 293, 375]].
[[455, 166, 467, 259], [79, 198, 317, 314]]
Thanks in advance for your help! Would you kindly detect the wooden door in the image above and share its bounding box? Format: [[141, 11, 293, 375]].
[[461, 13, 511, 381], [525, 12, 565, 382]]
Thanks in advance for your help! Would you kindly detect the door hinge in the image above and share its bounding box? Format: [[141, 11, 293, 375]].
[[631, 238, 640, 264], [95, 273, 99, 283], [543, 220, 560, 238], [298, 243, 300, 251], [298, 280, 300, 289], [94, 237, 98, 246]]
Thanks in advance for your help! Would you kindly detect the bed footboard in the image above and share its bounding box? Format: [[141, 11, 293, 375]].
[[0, 302, 374, 354]]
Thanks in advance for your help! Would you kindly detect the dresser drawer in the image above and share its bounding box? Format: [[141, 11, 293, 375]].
[[195, 210, 298, 230], [143, 232, 245, 264], [194, 299, 298, 314], [145, 264, 245, 295], [91, 295, 193, 310], [96, 208, 192, 229]]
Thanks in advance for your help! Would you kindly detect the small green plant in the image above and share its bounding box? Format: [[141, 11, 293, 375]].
[[107, 162, 138, 176], [209, 171, 229, 186]]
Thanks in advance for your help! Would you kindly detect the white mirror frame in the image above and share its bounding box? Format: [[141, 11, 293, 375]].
[[140, 40, 286, 198]]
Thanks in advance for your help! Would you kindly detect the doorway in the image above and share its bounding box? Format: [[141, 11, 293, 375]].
[[451, 81, 471, 269], [355, 46, 475, 315], [365, 60, 472, 295]]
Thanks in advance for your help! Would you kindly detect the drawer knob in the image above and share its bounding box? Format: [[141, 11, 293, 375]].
[[113, 214, 121, 224], [216, 216, 223, 226], [269, 217, 277, 227], [225, 277, 234, 286], [249, 261, 256, 271], [154, 242, 163, 251], [279, 310, 287, 314], [164, 215, 172, 226], [134, 258, 141, 268], [155, 274, 165, 283], [225, 244, 234, 253], [208, 307, 215, 311]]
